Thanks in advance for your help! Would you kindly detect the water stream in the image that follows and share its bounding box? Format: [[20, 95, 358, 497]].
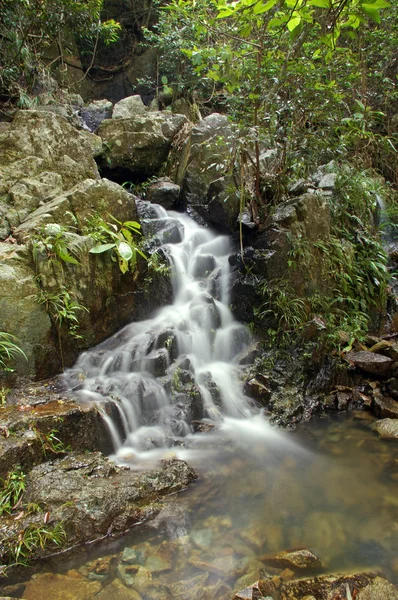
[[65, 204, 258, 466], [10, 204, 397, 598]]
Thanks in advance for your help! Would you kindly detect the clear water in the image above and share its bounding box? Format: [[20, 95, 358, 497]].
[[9, 205, 397, 598], [12, 412, 398, 599]]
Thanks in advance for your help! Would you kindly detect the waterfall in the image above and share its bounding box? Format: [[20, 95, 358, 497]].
[[64, 203, 262, 465]]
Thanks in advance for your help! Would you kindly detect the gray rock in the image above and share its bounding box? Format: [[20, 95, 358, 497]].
[[289, 178, 308, 196], [0, 110, 100, 196], [0, 455, 197, 565], [175, 114, 241, 233], [112, 95, 147, 119], [146, 178, 180, 210], [80, 100, 113, 131], [97, 112, 188, 179], [318, 172, 337, 190]]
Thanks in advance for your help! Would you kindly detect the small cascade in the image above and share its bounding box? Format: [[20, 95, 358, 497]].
[[376, 193, 395, 248], [64, 204, 260, 464]]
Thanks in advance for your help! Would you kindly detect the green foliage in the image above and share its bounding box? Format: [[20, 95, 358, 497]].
[[256, 168, 391, 350], [36, 428, 71, 457], [254, 282, 307, 347], [0, 332, 27, 373], [0, 467, 67, 569], [38, 289, 88, 341], [0, 0, 120, 96], [32, 223, 83, 269], [0, 468, 25, 517], [88, 214, 146, 274], [155, 0, 396, 191], [6, 522, 67, 568]]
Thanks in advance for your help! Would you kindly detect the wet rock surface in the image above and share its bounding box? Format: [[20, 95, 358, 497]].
[[0, 454, 197, 566], [346, 351, 394, 377]]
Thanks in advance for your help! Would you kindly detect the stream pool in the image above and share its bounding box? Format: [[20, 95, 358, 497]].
[[6, 410, 397, 600]]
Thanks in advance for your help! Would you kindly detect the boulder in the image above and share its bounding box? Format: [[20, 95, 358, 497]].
[[15, 178, 137, 239], [372, 393, 398, 418], [0, 385, 113, 477], [346, 351, 393, 377], [1, 178, 155, 379], [176, 114, 240, 232], [96, 112, 188, 180], [112, 95, 147, 119], [0, 243, 54, 380], [146, 178, 181, 210], [0, 110, 100, 196]]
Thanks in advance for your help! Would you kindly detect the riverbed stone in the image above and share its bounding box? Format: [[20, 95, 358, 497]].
[[259, 548, 323, 571], [22, 572, 102, 600], [375, 418, 398, 440], [95, 579, 143, 600], [280, 573, 398, 600]]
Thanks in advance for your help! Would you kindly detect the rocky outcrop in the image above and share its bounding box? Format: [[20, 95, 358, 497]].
[[0, 453, 197, 567], [173, 113, 241, 232], [96, 112, 188, 181], [0, 109, 172, 381]]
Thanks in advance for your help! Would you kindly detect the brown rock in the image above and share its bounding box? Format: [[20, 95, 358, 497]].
[[95, 579, 142, 600], [260, 548, 323, 571], [372, 394, 398, 419], [356, 576, 398, 599], [346, 351, 393, 377], [22, 572, 101, 600]]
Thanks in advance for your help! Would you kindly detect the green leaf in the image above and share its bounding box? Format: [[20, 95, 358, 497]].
[[123, 221, 141, 230], [308, 0, 330, 6], [57, 250, 80, 265], [360, 5, 381, 22], [287, 15, 301, 31], [118, 257, 129, 274], [253, 0, 278, 14], [361, 0, 389, 7], [161, 75, 168, 84], [89, 243, 116, 254], [117, 241, 133, 261], [216, 8, 235, 18]]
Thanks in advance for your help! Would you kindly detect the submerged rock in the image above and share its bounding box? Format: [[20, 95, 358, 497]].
[[233, 573, 398, 600], [259, 548, 323, 571], [22, 572, 102, 600], [375, 418, 398, 440]]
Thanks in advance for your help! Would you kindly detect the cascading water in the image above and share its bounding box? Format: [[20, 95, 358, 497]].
[[65, 203, 262, 465]]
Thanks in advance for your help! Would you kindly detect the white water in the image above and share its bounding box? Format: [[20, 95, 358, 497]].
[[65, 204, 294, 466]]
